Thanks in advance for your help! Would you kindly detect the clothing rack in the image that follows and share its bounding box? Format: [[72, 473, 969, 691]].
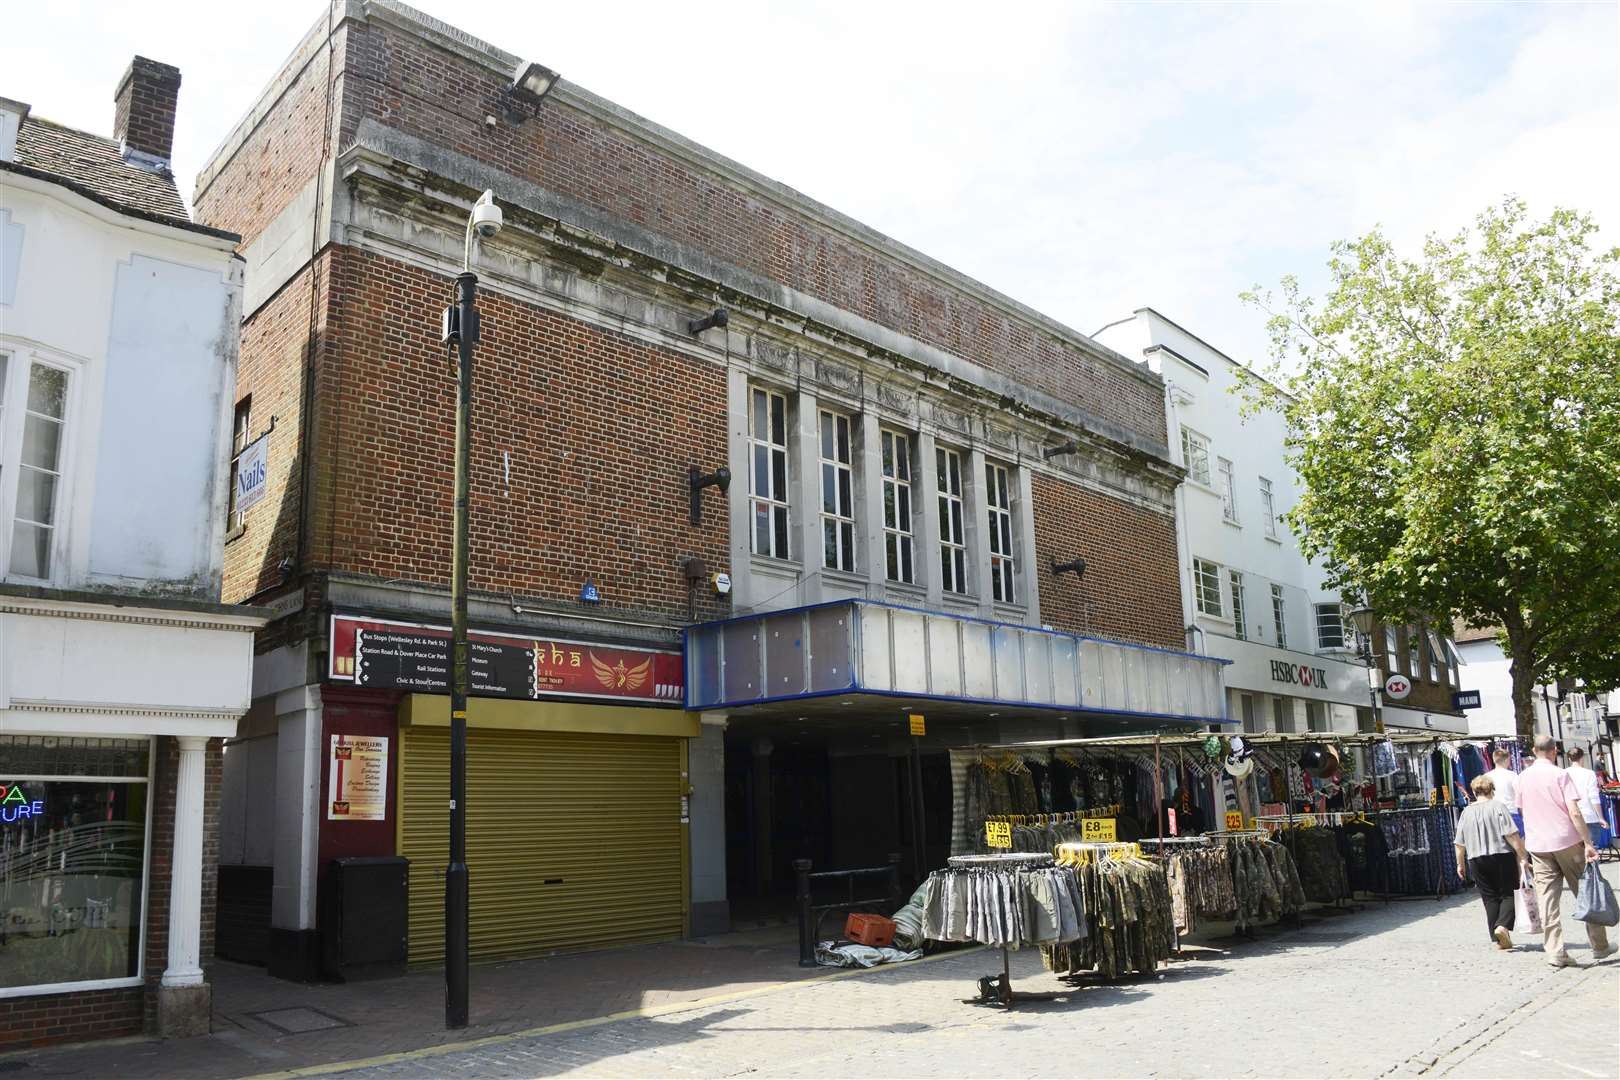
[[947, 853, 1053, 867], [942, 852, 1063, 1009]]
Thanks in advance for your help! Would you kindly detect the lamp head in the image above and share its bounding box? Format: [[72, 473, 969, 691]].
[[1051, 557, 1087, 578], [1349, 604, 1377, 638]]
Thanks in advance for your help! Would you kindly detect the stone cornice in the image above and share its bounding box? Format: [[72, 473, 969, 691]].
[[0, 589, 267, 632]]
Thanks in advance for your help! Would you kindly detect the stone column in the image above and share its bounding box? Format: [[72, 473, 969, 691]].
[[270, 684, 322, 980], [158, 735, 211, 1037]]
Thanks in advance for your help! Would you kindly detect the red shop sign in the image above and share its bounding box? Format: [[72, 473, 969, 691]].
[[328, 614, 683, 705]]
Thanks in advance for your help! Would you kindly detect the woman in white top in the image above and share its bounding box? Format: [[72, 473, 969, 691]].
[[1454, 774, 1531, 949]]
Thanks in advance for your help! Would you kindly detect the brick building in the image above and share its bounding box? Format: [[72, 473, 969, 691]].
[[1, 61, 265, 1045], [197, 0, 1225, 971]]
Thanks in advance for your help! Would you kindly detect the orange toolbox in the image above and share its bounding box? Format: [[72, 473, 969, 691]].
[[844, 913, 896, 947]]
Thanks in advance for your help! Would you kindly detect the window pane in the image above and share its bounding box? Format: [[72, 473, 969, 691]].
[[896, 437, 910, 481], [883, 485, 896, 529], [0, 778, 148, 990], [752, 389, 766, 438], [821, 463, 836, 513], [823, 520, 837, 569], [754, 504, 771, 554], [0, 353, 9, 406], [837, 469, 851, 514], [950, 502, 964, 544], [26, 364, 67, 418], [954, 550, 966, 589], [820, 413, 834, 460], [900, 539, 913, 583], [840, 523, 854, 569], [886, 535, 898, 579], [999, 517, 1012, 553], [881, 432, 894, 475], [998, 468, 1009, 506], [21, 414, 62, 470], [15, 468, 57, 524], [896, 486, 910, 530], [753, 445, 769, 495], [771, 449, 786, 499], [773, 507, 789, 558], [770, 395, 786, 445], [9, 522, 51, 577], [836, 416, 850, 462]]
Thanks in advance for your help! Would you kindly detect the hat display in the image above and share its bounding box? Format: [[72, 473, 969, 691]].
[[1224, 754, 1255, 780], [1298, 743, 1341, 779]]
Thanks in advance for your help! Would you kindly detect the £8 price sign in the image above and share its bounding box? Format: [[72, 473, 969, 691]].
[[1080, 817, 1117, 842], [984, 820, 1012, 849]]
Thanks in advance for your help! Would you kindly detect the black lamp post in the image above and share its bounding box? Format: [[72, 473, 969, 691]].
[[1349, 604, 1382, 733]]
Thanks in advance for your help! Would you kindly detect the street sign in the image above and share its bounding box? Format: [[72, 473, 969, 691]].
[[908, 713, 926, 737], [1081, 817, 1117, 842], [1384, 673, 1413, 701], [1452, 690, 1482, 710]]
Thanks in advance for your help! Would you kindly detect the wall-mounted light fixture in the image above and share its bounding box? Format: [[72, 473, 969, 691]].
[[503, 61, 560, 122], [688, 308, 729, 335], [1043, 440, 1080, 461], [1051, 556, 1087, 578], [689, 465, 731, 525]]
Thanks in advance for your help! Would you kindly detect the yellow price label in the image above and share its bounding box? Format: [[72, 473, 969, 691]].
[[1297, 813, 1316, 827], [908, 713, 926, 737], [984, 820, 1012, 848], [1225, 811, 1245, 831], [1081, 817, 1117, 842]]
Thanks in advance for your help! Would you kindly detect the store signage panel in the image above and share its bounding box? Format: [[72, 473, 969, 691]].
[[985, 820, 1012, 848], [329, 615, 683, 705], [1, 783, 45, 824], [1081, 817, 1117, 842], [1451, 690, 1482, 710], [328, 735, 388, 821], [1198, 635, 1362, 705], [1384, 673, 1412, 700], [235, 434, 269, 513]]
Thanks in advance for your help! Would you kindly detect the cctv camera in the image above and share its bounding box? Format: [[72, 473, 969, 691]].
[[471, 190, 503, 238]]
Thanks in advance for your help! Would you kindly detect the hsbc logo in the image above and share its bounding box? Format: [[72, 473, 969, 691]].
[[1270, 660, 1329, 688], [1384, 673, 1413, 701]]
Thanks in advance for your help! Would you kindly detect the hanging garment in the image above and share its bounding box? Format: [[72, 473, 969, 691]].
[[920, 861, 1087, 949], [1040, 856, 1174, 980], [1281, 827, 1349, 903]]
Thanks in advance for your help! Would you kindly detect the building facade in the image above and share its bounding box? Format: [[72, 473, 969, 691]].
[[1, 60, 265, 1045], [198, 0, 1226, 971], [1095, 309, 1469, 740]]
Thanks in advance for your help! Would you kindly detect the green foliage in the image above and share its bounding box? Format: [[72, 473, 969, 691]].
[[1240, 199, 1620, 730]]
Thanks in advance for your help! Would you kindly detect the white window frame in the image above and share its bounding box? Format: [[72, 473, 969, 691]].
[[1271, 583, 1288, 647], [985, 460, 1015, 603], [1230, 570, 1247, 640], [1, 346, 80, 585], [1315, 603, 1348, 650], [880, 429, 915, 584], [1384, 625, 1400, 674], [1180, 426, 1212, 487], [818, 409, 856, 572], [748, 386, 790, 560], [1407, 626, 1423, 681], [1217, 457, 1238, 523], [1444, 639, 1462, 688], [1193, 557, 1223, 617], [1426, 628, 1444, 684], [936, 446, 968, 594], [1259, 477, 1278, 539], [226, 395, 252, 534], [0, 735, 155, 1000]]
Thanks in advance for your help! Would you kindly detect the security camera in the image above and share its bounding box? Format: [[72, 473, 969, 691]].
[[471, 190, 503, 238]]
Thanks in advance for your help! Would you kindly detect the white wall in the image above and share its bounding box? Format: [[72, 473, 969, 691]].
[[0, 174, 241, 598]]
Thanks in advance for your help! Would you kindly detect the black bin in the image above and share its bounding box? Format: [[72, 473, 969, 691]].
[[322, 855, 409, 981]]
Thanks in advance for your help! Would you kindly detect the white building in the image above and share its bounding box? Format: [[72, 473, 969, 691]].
[[1096, 308, 1469, 738], [1455, 625, 1617, 770], [0, 59, 265, 1044]]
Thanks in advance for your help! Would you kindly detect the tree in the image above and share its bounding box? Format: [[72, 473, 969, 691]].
[[1241, 199, 1620, 740]]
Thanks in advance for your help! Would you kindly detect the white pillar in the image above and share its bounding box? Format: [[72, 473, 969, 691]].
[[162, 735, 209, 988]]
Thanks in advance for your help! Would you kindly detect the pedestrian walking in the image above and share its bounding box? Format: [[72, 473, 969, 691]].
[[1484, 748, 1522, 835], [1565, 748, 1608, 852], [1519, 735, 1614, 967], [1453, 774, 1530, 949]]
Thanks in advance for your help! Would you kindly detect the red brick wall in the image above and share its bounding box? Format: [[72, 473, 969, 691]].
[[0, 738, 222, 1048], [334, 19, 1165, 446], [1031, 473, 1184, 650], [297, 246, 731, 619]]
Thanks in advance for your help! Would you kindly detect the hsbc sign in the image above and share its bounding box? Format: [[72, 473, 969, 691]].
[[1270, 660, 1330, 688]]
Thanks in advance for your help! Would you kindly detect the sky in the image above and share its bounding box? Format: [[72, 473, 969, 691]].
[[5, 0, 1616, 367]]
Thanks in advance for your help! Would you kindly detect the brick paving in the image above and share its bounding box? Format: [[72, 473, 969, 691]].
[[6, 869, 1617, 1079]]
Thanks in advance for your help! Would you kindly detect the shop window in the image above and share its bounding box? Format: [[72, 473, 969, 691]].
[[1426, 629, 1444, 684], [748, 387, 790, 559], [818, 410, 855, 572], [1180, 426, 1212, 486], [880, 430, 915, 584], [1230, 570, 1247, 640], [1240, 693, 1258, 733], [1306, 700, 1327, 732], [1217, 457, 1238, 522], [0, 735, 152, 996], [1193, 558, 1222, 617], [1384, 625, 1400, 673], [1271, 583, 1288, 647], [985, 461, 1015, 603], [1316, 603, 1349, 650], [1444, 639, 1462, 688], [936, 446, 967, 593], [2, 356, 71, 581], [1259, 477, 1278, 538], [1272, 696, 1291, 733]]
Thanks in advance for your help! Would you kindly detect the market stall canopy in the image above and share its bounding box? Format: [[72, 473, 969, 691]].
[[684, 600, 1230, 726]]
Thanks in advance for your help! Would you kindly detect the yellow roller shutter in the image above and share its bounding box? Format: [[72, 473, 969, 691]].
[[399, 726, 687, 965]]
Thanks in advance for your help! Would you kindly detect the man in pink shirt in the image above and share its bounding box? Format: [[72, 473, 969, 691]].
[[1519, 735, 1612, 966]]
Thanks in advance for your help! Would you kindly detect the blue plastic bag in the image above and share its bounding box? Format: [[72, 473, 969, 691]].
[[1571, 863, 1618, 927]]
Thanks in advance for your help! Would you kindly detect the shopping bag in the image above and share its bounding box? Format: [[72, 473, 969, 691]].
[[1515, 873, 1543, 935], [1570, 863, 1619, 927]]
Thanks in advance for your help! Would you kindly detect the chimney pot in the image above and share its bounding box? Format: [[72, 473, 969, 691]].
[[113, 56, 181, 167]]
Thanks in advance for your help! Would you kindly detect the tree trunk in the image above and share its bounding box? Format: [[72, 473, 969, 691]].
[[1507, 639, 1539, 743]]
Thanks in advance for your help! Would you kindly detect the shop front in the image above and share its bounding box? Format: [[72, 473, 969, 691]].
[[317, 614, 693, 968], [683, 600, 1231, 919], [1198, 634, 1372, 735], [0, 589, 264, 1045]]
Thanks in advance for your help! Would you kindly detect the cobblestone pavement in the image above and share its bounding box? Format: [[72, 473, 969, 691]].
[[296, 866, 1619, 1080]]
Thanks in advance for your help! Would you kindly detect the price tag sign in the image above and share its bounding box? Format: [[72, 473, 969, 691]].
[[908, 713, 926, 737], [1081, 817, 1117, 842], [1225, 811, 1245, 831], [1297, 813, 1316, 828], [984, 820, 1012, 849]]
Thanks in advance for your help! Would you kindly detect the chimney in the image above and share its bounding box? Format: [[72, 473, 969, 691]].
[[113, 56, 180, 169]]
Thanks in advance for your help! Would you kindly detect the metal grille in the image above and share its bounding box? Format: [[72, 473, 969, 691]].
[[0, 735, 150, 777]]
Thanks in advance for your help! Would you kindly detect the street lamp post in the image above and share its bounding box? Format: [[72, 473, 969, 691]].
[[1349, 605, 1382, 734], [442, 189, 504, 1030]]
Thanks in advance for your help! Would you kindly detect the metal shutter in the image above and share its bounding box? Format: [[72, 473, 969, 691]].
[[399, 726, 687, 964]]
